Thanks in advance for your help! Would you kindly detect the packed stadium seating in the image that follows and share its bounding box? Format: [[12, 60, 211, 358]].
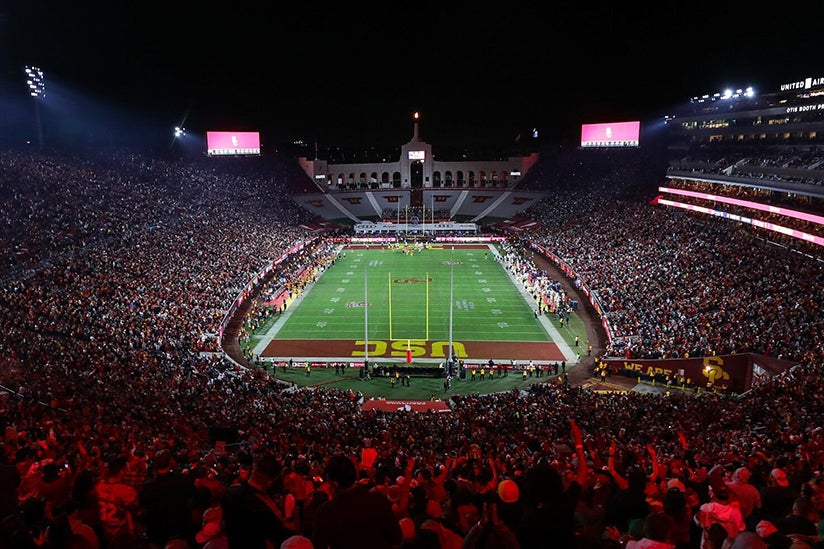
[[0, 144, 822, 549]]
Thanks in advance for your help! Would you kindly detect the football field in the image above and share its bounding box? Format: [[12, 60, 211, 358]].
[[254, 244, 573, 365]]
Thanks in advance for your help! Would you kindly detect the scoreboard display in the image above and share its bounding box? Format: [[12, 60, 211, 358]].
[[580, 121, 640, 148], [206, 131, 261, 156]]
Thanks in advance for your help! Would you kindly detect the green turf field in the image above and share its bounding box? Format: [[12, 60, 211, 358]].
[[243, 243, 590, 399], [270, 245, 550, 344]]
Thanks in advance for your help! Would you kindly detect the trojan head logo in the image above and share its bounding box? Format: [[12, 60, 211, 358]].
[[385, 195, 400, 203], [393, 276, 434, 285], [471, 196, 493, 203], [342, 197, 362, 204], [433, 195, 449, 202], [511, 197, 531, 205], [308, 200, 324, 208], [702, 356, 729, 385]]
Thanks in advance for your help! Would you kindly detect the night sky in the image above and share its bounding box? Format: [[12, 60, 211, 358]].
[[2, 2, 822, 149]]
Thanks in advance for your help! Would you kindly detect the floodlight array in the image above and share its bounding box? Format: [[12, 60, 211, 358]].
[[25, 66, 45, 97]]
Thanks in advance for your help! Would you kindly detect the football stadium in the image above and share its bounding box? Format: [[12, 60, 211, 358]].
[[2, 59, 824, 547]]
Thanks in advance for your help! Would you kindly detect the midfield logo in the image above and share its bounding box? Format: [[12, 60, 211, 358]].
[[392, 276, 434, 284]]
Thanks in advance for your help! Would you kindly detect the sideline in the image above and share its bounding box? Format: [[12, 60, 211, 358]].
[[495, 244, 577, 363], [251, 246, 343, 356]]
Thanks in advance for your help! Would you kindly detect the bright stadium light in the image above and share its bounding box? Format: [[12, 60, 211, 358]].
[[25, 66, 45, 97], [170, 104, 192, 150], [24, 66, 45, 150]]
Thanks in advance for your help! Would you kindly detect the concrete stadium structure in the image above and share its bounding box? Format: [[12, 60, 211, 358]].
[[292, 114, 548, 227]]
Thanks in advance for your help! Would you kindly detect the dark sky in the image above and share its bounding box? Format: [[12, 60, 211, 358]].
[[2, 2, 823, 149]]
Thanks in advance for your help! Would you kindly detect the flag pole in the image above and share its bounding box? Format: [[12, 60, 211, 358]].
[[364, 262, 368, 363]]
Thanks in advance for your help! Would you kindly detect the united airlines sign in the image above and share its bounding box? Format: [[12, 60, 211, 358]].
[[780, 76, 824, 92]]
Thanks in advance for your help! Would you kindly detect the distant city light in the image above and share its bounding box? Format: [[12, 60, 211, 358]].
[[25, 66, 45, 97]]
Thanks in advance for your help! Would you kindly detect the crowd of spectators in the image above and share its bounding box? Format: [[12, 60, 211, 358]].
[[520, 148, 822, 363], [662, 180, 823, 217], [660, 179, 824, 250], [0, 147, 823, 548]]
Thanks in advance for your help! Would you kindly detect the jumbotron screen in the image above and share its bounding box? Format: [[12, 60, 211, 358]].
[[580, 121, 640, 148], [206, 131, 261, 156]]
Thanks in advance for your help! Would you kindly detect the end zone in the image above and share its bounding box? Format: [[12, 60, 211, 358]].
[[260, 338, 567, 363]]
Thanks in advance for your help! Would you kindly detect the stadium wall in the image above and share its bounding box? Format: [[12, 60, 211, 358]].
[[294, 188, 547, 222]]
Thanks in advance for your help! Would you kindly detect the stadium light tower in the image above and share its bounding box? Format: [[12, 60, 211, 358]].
[[25, 66, 45, 150], [170, 104, 192, 150]]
